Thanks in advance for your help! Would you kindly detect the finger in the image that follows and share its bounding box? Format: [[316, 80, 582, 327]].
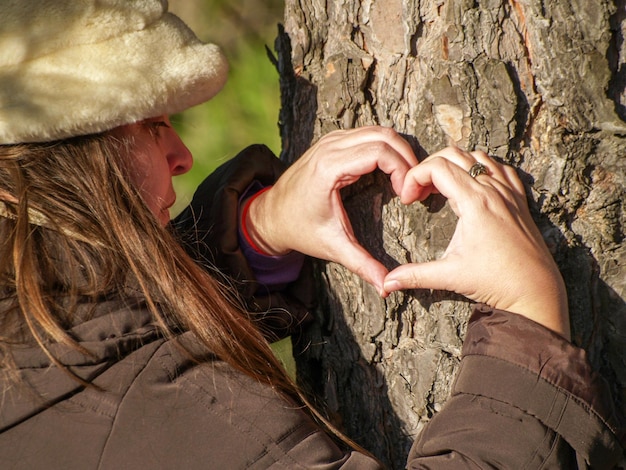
[[464, 153, 531, 215], [468, 151, 509, 184], [322, 140, 415, 195], [425, 147, 507, 187], [402, 148, 527, 205], [400, 157, 469, 205], [500, 163, 527, 199], [468, 151, 527, 195], [421, 147, 510, 188], [402, 147, 478, 203], [383, 259, 456, 295], [323, 126, 419, 167]]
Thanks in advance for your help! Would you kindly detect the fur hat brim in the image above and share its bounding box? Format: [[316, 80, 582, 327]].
[[0, 2, 228, 144]]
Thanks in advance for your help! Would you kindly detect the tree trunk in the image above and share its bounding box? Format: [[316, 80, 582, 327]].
[[276, 1, 626, 467]]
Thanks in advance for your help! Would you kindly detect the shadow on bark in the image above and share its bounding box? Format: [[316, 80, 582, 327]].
[[293, 283, 413, 469]]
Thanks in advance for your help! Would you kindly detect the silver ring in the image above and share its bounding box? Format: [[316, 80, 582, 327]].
[[469, 162, 489, 178]]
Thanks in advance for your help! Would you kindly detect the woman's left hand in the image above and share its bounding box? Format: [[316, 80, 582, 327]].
[[383, 147, 570, 339]]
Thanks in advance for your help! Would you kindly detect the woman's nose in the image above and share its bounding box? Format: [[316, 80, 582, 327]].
[[167, 132, 193, 176]]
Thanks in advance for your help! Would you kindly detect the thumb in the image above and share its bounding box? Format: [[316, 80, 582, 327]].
[[383, 260, 453, 294]]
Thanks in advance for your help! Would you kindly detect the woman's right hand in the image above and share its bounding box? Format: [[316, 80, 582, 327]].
[[244, 126, 418, 296], [383, 147, 570, 340]]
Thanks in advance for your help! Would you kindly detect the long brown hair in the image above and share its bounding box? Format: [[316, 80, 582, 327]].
[[0, 131, 293, 388], [0, 132, 371, 457]]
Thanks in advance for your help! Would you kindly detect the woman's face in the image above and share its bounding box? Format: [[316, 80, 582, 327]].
[[113, 115, 193, 226]]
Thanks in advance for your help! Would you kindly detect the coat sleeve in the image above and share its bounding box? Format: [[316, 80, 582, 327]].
[[171, 144, 316, 341], [407, 305, 625, 469]]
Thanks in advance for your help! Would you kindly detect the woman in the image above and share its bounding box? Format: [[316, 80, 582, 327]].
[[0, 1, 622, 468]]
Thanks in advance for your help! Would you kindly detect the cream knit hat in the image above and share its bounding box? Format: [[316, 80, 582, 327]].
[[0, 0, 228, 144]]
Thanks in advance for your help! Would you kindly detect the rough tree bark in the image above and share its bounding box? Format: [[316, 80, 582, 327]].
[[276, 1, 626, 468]]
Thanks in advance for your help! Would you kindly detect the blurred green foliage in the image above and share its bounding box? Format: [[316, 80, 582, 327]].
[[169, 1, 284, 214], [168, 2, 296, 366]]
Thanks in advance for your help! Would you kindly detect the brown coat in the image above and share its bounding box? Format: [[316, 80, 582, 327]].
[[0, 147, 623, 469], [0, 298, 622, 469]]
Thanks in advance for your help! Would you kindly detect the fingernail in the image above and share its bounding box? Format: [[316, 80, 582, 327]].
[[383, 280, 401, 292]]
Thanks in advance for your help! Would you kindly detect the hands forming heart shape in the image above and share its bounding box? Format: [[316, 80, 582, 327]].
[[247, 127, 570, 340]]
